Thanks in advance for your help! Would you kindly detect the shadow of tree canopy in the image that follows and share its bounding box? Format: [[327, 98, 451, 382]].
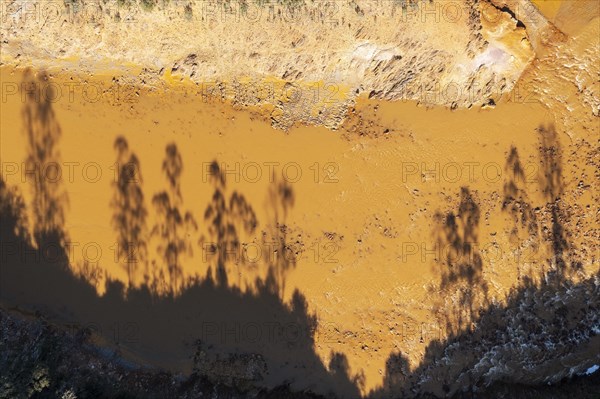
[[260, 172, 297, 299], [0, 169, 363, 398], [1, 71, 597, 398], [150, 143, 198, 295], [110, 136, 149, 288], [327, 351, 366, 397], [502, 146, 539, 240], [0, 179, 30, 244], [4, 150, 588, 399], [1, 73, 362, 396], [370, 272, 599, 398], [502, 145, 540, 282], [1, 106, 362, 399], [371, 126, 598, 398], [20, 69, 69, 263], [432, 187, 489, 335], [537, 124, 582, 282], [201, 161, 258, 288]]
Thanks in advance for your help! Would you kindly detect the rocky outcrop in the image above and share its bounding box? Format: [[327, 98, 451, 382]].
[[1, 0, 537, 129]]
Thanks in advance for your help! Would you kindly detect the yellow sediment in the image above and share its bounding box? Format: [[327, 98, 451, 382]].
[[2, 57, 597, 391]]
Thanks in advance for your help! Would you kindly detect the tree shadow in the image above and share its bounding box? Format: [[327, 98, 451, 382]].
[[502, 145, 540, 282], [502, 146, 539, 239], [327, 351, 366, 397], [0, 140, 361, 398], [372, 125, 597, 398], [371, 270, 599, 398], [150, 143, 197, 295], [432, 187, 489, 335], [537, 124, 581, 282], [380, 352, 411, 394], [4, 72, 593, 398], [20, 69, 69, 263], [260, 172, 297, 299], [110, 136, 149, 288], [201, 160, 258, 288], [0, 179, 30, 245]]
